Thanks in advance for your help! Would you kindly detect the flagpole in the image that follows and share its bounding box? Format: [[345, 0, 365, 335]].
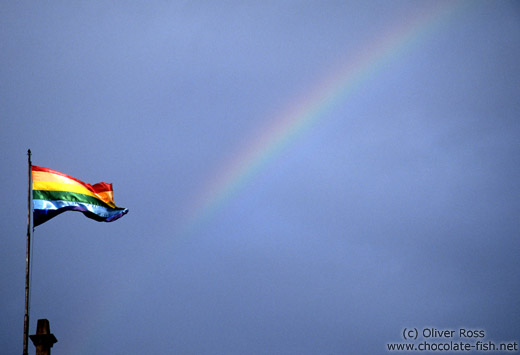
[[23, 149, 32, 355]]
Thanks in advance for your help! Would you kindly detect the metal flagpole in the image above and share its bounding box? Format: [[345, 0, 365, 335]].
[[23, 149, 32, 355]]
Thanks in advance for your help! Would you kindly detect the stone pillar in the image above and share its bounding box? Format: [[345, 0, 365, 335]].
[[29, 319, 58, 355]]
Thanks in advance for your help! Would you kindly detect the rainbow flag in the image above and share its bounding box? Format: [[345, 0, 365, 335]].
[[32, 165, 128, 227]]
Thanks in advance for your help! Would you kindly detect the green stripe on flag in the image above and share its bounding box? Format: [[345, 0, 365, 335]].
[[33, 190, 113, 209]]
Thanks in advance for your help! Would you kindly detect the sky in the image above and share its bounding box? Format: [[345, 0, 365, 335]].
[[1, 1, 519, 354]]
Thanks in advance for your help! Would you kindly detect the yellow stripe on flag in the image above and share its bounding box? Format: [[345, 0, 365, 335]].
[[33, 170, 83, 186]]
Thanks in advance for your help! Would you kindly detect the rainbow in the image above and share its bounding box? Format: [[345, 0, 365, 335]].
[[180, 1, 468, 235], [70, 3, 472, 352]]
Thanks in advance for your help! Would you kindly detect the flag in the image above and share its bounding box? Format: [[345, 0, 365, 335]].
[[32, 165, 128, 227]]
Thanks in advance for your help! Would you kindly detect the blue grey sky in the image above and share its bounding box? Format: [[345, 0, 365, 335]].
[[2, 1, 519, 354]]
